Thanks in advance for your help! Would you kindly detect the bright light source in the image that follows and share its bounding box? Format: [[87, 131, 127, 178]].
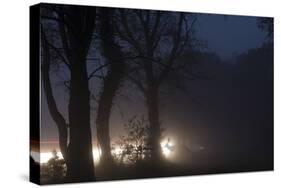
[[35, 140, 178, 164], [92, 147, 102, 163], [35, 147, 102, 164], [39, 152, 63, 163], [161, 138, 174, 158]]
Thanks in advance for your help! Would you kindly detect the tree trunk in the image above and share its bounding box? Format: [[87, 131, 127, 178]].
[[143, 51, 162, 161], [42, 32, 95, 182], [95, 72, 118, 165], [66, 59, 95, 182], [63, 6, 96, 182], [96, 8, 125, 165], [42, 5, 97, 182], [146, 86, 162, 161], [41, 29, 69, 167]]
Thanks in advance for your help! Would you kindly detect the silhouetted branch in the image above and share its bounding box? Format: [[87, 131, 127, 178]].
[[58, 17, 71, 63], [177, 16, 197, 55], [124, 55, 172, 69], [127, 73, 147, 93], [42, 16, 65, 24], [117, 10, 144, 54], [151, 12, 162, 40], [157, 13, 184, 85], [88, 63, 109, 80], [43, 37, 70, 69]]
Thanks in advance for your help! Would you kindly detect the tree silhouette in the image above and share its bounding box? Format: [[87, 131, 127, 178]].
[[114, 10, 196, 161], [114, 115, 150, 164], [41, 5, 96, 181], [46, 150, 66, 182], [95, 8, 126, 166]]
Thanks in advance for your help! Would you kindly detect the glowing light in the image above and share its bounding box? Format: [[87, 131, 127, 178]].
[[162, 145, 171, 156], [161, 139, 174, 158], [33, 140, 179, 164], [34, 152, 63, 164], [40, 152, 53, 163], [112, 146, 123, 155], [32, 147, 102, 164], [92, 147, 102, 163]]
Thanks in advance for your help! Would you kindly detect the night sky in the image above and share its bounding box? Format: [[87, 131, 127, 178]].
[[196, 14, 266, 59]]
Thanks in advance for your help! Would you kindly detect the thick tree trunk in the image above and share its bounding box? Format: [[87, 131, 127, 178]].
[[66, 60, 95, 182], [63, 6, 96, 182], [96, 8, 125, 165], [42, 33, 95, 182], [42, 5, 97, 182]]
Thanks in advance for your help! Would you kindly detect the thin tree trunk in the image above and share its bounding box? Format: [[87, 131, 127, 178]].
[[41, 29, 68, 166], [144, 54, 162, 162], [146, 86, 162, 161], [96, 8, 125, 165]]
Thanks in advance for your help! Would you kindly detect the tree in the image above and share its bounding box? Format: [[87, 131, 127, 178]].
[[95, 8, 127, 165], [46, 150, 66, 183], [41, 5, 96, 181], [114, 10, 196, 161], [114, 115, 150, 164]]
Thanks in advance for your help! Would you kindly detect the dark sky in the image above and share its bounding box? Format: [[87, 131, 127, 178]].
[[195, 14, 266, 59]]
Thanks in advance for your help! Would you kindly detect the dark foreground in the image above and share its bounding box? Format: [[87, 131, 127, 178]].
[[39, 159, 273, 185]]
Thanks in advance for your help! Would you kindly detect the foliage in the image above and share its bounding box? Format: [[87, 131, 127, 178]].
[[40, 150, 66, 184], [113, 115, 150, 164]]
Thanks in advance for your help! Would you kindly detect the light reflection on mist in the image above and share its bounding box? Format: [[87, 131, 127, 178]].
[[31, 139, 192, 164]]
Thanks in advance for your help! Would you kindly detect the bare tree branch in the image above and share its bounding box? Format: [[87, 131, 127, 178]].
[[88, 63, 109, 80], [157, 13, 185, 85], [118, 10, 144, 54], [43, 37, 71, 69], [126, 73, 147, 94]]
